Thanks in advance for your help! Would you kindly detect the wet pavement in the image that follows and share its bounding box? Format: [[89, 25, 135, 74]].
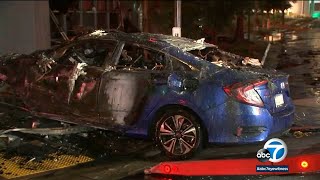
[[4, 130, 317, 180], [1, 20, 320, 180], [275, 20, 320, 127]]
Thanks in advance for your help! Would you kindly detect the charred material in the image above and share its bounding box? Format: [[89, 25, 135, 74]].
[[0, 31, 293, 160], [188, 45, 262, 69], [0, 126, 93, 136]]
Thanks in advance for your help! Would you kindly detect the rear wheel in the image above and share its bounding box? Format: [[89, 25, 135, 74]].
[[155, 109, 202, 160]]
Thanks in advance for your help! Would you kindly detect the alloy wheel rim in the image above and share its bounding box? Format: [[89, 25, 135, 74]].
[[159, 115, 197, 155]]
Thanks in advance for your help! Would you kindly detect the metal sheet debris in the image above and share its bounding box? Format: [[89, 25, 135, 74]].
[[0, 126, 93, 136]]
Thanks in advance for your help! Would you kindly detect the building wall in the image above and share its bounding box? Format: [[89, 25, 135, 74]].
[[303, 1, 311, 16], [289, 0, 311, 17], [0, 1, 50, 54], [289, 1, 303, 16]]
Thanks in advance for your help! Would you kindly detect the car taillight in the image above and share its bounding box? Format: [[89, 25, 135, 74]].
[[223, 80, 268, 107]]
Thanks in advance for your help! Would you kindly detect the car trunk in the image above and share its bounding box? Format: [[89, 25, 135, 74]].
[[255, 75, 292, 114], [219, 67, 293, 114]]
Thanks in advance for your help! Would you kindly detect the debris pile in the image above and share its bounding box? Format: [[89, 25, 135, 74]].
[[0, 110, 153, 162], [242, 57, 262, 67], [36, 53, 56, 73], [293, 131, 312, 138], [189, 45, 262, 69]]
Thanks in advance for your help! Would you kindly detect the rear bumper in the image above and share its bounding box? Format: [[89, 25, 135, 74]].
[[205, 101, 294, 144]]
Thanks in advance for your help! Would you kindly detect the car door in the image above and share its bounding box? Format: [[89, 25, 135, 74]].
[[98, 42, 170, 127], [26, 39, 118, 124], [67, 39, 118, 124]]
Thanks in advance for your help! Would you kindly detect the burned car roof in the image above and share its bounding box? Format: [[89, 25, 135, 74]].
[[79, 30, 217, 52]]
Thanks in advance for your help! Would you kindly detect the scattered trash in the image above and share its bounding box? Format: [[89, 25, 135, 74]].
[[293, 131, 304, 138], [242, 57, 262, 67], [89, 30, 108, 37], [195, 38, 205, 44], [293, 131, 313, 138], [26, 157, 36, 163], [295, 112, 307, 122]]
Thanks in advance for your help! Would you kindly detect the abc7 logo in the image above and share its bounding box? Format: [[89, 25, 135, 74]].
[[256, 149, 271, 162], [256, 138, 287, 163]]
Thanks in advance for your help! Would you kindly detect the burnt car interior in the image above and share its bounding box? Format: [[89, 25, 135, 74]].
[[188, 47, 244, 68], [117, 43, 195, 72], [57, 40, 117, 68], [118, 44, 167, 70]]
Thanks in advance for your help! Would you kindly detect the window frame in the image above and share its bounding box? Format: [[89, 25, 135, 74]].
[[54, 39, 119, 69], [115, 42, 199, 72]]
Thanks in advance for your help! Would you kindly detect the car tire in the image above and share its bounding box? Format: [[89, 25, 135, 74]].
[[155, 108, 202, 160]]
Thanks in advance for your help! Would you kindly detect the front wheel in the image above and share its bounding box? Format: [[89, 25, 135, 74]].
[[155, 109, 202, 160]]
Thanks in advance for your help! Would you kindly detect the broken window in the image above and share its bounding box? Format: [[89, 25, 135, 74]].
[[117, 44, 167, 71], [188, 47, 225, 62], [169, 56, 196, 72], [58, 40, 117, 67], [188, 47, 261, 68]]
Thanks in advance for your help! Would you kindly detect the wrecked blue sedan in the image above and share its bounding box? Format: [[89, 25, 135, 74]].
[[0, 31, 294, 159]]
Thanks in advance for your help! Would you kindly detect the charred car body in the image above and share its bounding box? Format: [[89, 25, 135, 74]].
[[0, 31, 294, 159]]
